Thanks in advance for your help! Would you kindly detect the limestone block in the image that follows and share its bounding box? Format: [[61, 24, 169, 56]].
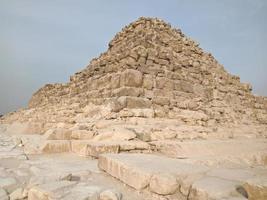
[[110, 74, 121, 89], [98, 154, 152, 190], [130, 108, 155, 118], [98, 153, 208, 191], [149, 173, 179, 195], [110, 97, 127, 112], [152, 97, 170, 106], [125, 97, 152, 108], [120, 69, 143, 87], [94, 127, 136, 141], [85, 142, 120, 158], [243, 176, 267, 200], [43, 128, 72, 140], [155, 77, 174, 90], [188, 177, 240, 200], [118, 141, 150, 151], [71, 140, 91, 155], [180, 81, 194, 93], [150, 131, 176, 140], [71, 130, 94, 140], [112, 87, 142, 97], [40, 140, 71, 153], [143, 74, 154, 90]]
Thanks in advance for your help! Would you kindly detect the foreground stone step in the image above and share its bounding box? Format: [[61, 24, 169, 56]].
[[98, 153, 209, 197], [71, 140, 150, 157], [98, 153, 267, 199], [151, 139, 267, 166]]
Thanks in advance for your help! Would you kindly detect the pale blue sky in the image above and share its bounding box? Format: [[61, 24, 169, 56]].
[[0, 0, 266, 114]]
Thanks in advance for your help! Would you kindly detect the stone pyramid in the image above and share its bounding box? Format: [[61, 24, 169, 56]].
[[1, 17, 267, 200], [1, 17, 267, 136]]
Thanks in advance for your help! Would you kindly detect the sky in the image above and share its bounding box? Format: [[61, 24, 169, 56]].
[[0, 0, 266, 114]]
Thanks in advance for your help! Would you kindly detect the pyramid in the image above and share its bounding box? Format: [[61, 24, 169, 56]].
[[1, 17, 267, 135], [1, 18, 267, 200]]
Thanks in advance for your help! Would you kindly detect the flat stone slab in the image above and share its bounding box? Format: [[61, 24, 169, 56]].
[[151, 139, 267, 166], [98, 153, 209, 192]]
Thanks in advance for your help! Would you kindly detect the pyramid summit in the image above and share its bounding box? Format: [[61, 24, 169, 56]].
[[0, 17, 267, 200]]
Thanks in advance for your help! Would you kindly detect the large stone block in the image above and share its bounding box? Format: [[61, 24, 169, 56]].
[[43, 128, 72, 140], [143, 74, 154, 90], [40, 140, 71, 153], [94, 127, 136, 141], [112, 87, 142, 97], [125, 97, 152, 108], [98, 153, 208, 192], [71, 130, 95, 140], [110, 74, 121, 89], [152, 96, 170, 106], [188, 177, 241, 200], [85, 142, 120, 158], [98, 154, 152, 190], [155, 77, 174, 90], [149, 173, 179, 195], [120, 69, 143, 87]]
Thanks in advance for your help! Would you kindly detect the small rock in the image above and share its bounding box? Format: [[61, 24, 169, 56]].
[[243, 175, 267, 200], [9, 187, 24, 200], [99, 189, 122, 200]]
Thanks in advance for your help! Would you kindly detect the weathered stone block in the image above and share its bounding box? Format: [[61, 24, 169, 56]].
[[152, 97, 170, 106], [120, 69, 143, 87], [125, 97, 152, 108], [149, 173, 179, 195], [143, 74, 154, 90], [112, 87, 142, 97], [86, 142, 120, 158], [71, 130, 95, 140], [40, 140, 71, 153], [155, 77, 174, 90]]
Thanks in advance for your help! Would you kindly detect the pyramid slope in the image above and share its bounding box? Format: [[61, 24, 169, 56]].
[[2, 17, 267, 130]]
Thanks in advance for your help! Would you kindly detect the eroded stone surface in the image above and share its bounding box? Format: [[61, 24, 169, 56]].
[[243, 176, 267, 200], [98, 153, 209, 191]]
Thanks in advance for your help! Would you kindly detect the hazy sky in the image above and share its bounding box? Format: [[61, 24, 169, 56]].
[[0, 0, 266, 114]]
